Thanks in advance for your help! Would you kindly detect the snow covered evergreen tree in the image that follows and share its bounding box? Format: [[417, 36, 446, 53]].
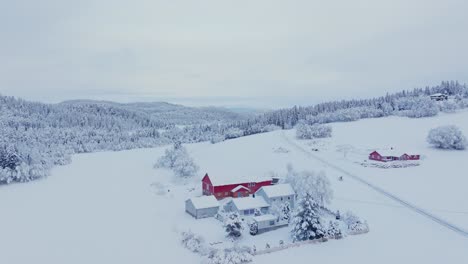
[[224, 212, 243, 239], [427, 125, 467, 150], [290, 193, 325, 242]]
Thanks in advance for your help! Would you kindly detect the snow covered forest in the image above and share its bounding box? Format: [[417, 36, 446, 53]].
[[2, 81, 468, 184]]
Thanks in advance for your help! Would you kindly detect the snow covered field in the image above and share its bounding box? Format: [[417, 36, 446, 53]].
[[1, 111, 468, 263]]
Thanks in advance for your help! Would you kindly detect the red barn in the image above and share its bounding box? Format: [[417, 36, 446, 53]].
[[202, 174, 273, 200], [369, 151, 420, 162]]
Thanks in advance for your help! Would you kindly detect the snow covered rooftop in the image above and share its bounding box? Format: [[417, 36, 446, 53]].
[[372, 149, 418, 157], [205, 174, 272, 186], [231, 185, 250, 192], [231, 196, 269, 210], [188, 196, 219, 209], [252, 214, 277, 223], [258, 183, 295, 198]]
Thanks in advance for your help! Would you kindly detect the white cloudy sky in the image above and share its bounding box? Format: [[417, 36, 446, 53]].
[[1, 0, 467, 108]]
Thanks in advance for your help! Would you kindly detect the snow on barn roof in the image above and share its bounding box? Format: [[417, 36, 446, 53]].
[[231, 185, 250, 192], [430, 93, 446, 97], [188, 196, 219, 209], [231, 196, 269, 210], [252, 214, 277, 223], [204, 174, 272, 186], [257, 183, 295, 198], [371, 149, 418, 157]]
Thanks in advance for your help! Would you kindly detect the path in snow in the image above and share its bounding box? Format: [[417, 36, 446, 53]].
[[281, 131, 468, 239]]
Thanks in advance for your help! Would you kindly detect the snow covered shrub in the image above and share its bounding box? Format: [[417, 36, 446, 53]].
[[326, 221, 343, 239], [427, 125, 467, 150], [343, 211, 369, 234], [438, 100, 459, 113], [296, 123, 332, 140], [224, 212, 243, 239], [155, 142, 199, 177], [395, 97, 439, 118], [210, 134, 226, 144], [180, 231, 208, 255], [270, 201, 291, 222], [204, 246, 253, 264], [224, 128, 244, 140], [290, 193, 326, 242]]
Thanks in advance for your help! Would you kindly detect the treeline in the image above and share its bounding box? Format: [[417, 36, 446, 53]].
[[0, 97, 246, 184], [2, 81, 468, 185], [232, 81, 468, 134]]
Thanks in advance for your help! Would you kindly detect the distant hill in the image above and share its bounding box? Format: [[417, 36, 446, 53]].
[[60, 100, 251, 125]]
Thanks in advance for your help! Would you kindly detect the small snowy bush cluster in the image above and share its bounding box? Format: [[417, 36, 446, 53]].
[[296, 123, 332, 140], [204, 247, 253, 264], [427, 125, 467, 150], [179, 231, 253, 264], [326, 221, 343, 239], [343, 211, 369, 234], [155, 142, 199, 177], [180, 231, 208, 254]]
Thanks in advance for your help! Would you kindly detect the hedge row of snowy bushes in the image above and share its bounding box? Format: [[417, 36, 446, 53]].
[[180, 231, 253, 264]]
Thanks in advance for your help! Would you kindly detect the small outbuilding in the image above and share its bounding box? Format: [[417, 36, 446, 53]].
[[185, 196, 220, 219], [430, 93, 448, 101], [249, 214, 288, 235]]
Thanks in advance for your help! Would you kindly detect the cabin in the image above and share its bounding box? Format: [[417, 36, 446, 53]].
[[202, 174, 273, 200], [369, 151, 420, 162], [185, 196, 220, 219], [255, 183, 296, 209], [430, 93, 448, 101], [224, 196, 270, 216]]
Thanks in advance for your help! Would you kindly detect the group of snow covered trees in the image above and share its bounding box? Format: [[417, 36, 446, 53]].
[[427, 125, 467, 150], [154, 142, 199, 177], [296, 123, 332, 140]]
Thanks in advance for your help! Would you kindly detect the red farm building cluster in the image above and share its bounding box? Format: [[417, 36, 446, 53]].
[[369, 151, 420, 162], [202, 174, 274, 200]]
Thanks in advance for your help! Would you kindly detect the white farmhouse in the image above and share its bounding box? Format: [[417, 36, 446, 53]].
[[224, 196, 270, 217], [255, 183, 296, 209], [185, 196, 220, 219]]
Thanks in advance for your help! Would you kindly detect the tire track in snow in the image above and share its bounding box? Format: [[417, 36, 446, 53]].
[[281, 131, 468, 239]]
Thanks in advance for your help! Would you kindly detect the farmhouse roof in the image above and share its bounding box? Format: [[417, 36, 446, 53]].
[[188, 196, 219, 209], [257, 184, 295, 198], [204, 173, 271, 186], [231, 196, 269, 210]]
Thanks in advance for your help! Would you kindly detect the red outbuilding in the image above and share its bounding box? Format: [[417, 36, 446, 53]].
[[369, 151, 420, 162], [202, 174, 273, 200]]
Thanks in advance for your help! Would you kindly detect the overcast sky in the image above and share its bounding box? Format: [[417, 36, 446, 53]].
[[1, 0, 467, 108]]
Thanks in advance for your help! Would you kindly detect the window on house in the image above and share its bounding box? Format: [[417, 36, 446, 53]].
[[281, 197, 283, 201], [269, 220, 275, 226], [288, 197, 291, 200], [244, 210, 250, 215]]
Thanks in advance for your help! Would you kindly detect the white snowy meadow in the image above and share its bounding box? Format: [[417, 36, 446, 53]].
[[1, 81, 468, 263]]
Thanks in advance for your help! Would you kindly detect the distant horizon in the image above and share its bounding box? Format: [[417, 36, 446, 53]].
[[3, 80, 461, 110]]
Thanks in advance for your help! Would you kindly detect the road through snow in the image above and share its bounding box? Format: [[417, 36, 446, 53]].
[[281, 131, 468, 239]]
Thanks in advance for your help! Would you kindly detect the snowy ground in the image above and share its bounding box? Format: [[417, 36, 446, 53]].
[[1, 111, 468, 263]]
